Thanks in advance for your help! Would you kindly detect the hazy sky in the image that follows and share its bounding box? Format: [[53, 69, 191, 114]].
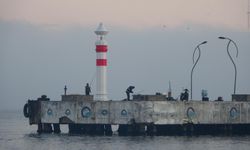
[[0, 0, 250, 110], [0, 0, 249, 30]]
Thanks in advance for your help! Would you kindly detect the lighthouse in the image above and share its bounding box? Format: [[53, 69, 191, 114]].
[[94, 23, 109, 101]]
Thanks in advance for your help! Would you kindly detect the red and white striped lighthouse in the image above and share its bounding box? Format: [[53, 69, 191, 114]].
[[94, 23, 109, 101]]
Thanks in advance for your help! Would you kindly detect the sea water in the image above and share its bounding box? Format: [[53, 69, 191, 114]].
[[0, 111, 250, 150]]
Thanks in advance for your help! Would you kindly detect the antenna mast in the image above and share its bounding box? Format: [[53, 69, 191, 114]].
[[168, 81, 171, 92], [167, 81, 172, 99]]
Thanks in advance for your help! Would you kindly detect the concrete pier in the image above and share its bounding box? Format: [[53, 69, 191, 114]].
[[37, 123, 53, 133], [24, 94, 250, 135]]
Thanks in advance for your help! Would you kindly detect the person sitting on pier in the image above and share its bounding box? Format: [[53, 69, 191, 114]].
[[215, 96, 223, 101], [180, 89, 189, 101], [85, 83, 91, 95], [126, 86, 135, 101]]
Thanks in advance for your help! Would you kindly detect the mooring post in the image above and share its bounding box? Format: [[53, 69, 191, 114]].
[[118, 125, 128, 136], [146, 124, 157, 136], [104, 124, 113, 136], [95, 124, 105, 135], [53, 123, 61, 133], [37, 123, 53, 133]]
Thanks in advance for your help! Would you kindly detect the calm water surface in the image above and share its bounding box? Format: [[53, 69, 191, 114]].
[[0, 111, 250, 150]]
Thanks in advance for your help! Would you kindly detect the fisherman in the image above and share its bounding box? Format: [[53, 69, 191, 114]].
[[126, 86, 135, 100], [64, 85, 67, 95], [180, 89, 189, 101], [201, 89, 209, 101], [85, 83, 91, 95], [215, 96, 223, 101]]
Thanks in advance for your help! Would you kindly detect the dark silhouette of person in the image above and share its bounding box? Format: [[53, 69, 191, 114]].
[[201, 90, 209, 101], [180, 89, 189, 101], [85, 83, 91, 95], [215, 96, 223, 101], [126, 86, 135, 100], [64, 85, 67, 95]]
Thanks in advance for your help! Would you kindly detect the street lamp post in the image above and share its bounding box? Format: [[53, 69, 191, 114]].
[[191, 41, 207, 100], [218, 37, 239, 94]]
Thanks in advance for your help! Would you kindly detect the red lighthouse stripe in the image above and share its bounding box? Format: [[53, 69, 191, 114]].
[[96, 59, 107, 66], [96, 45, 108, 52]]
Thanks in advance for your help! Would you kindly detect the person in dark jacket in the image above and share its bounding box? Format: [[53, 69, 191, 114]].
[[85, 83, 91, 95], [180, 89, 189, 101], [64, 85, 67, 95], [126, 86, 135, 100]]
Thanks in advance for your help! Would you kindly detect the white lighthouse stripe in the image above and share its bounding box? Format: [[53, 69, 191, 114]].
[[96, 52, 107, 59], [96, 65, 108, 101], [95, 40, 108, 46]]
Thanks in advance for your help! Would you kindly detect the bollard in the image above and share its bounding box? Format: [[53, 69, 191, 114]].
[[53, 124, 61, 133], [37, 123, 53, 133]]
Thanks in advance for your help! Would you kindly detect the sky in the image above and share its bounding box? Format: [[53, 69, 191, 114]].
[[0, 0, 250, 110], [0, 0, 249, 30]]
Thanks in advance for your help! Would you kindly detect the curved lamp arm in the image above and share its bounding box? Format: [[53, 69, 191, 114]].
[[219, 37, 238, 94], [190, 41, 207, 100]]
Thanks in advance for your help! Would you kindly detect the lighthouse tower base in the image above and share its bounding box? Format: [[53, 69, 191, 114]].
[[95, 65, 108, 101], [95, 94, 108, 101]]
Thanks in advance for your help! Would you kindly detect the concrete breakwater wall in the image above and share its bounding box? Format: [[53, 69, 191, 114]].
[[29, 100, 250, 125], [24, 99, 250, 135]]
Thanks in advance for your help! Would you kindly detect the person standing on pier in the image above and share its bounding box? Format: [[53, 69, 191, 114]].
[[85, 83, 91, 95], [126, 86, 135, 100], [64, 85, 67, 95]]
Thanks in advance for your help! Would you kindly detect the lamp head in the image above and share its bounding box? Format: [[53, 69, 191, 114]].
[[201, 41, 207, 45], [218, 36, 226, 39], [95, 22, 109, 36]]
